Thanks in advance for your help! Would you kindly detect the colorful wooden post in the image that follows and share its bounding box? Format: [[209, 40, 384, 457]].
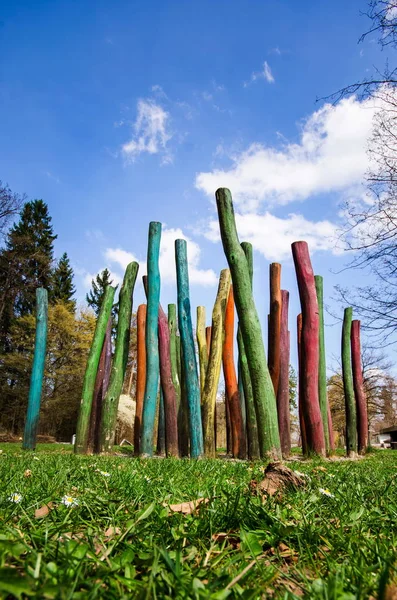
[[169, 304, 186, 455], [277, 290, 291, 458], [141, 222, 162, 457], [222, 286, 246, 458], [175, 238, 204, 458], [238, 359, 247, 432], [88, 317, 112, 454], [237, 242, 259, 460], [100, 261, 139, 452], [328, 404, 336, 452], [297, 313, 308, 455], [196, 306, 208, 397], [315, 275, 330, 453], [205, 327, 212, 355], [342, 307, 357, 455], [157, 390, 166, 456], [75, 285, 116, 454], [292, 242, 325, 457], [268, 263, 282, 396], [351, 320, 368, 454], [202, 269, 231, 457], [134, 304, 147, 455], [216, 188, 281, 459], [23, 288, 48, 450]]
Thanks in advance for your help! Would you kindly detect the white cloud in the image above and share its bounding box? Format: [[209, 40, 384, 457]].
[[244, 61, 275, 86], [122, 99, 172, 164], [105, 226, 217, 287], [204, 211, 340, 261], [195, 96, 378, 211]]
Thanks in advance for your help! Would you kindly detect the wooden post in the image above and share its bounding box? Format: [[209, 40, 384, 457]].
[[237, 242, 259, 460], [238, 358, 247, 432], [297, 313, 308, 455], [353, 321, 369, 454], [88, 317, 112, 454], [178, 336, 190, 457], [175, 238, 204, 458], [292, 242, 325, 457], [277, 290, 291, 458], [206, 327, 212, 355], [342, 307, 357, 456], [157, 389, 166, 456], [141, 223, 162, 456], [222, 286, 246, 458], [134, 304, 146, 455], [75, 285, 116, 454], [23, 288, 48, 450], [100, 261, 139, 452], [268, 263, 282, 396], [202, 269, 231, 457], [315, 275, 330, 453], [328, 404, 335, 452], [216, 188, 281, 459], [196, 306, 208, 397]]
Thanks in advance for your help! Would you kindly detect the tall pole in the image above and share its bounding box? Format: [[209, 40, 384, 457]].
[[315, 275, 330, 453], [268, 263, 282, 396], [134, 304, 147, 455], [277, 290, 291, 458], [88, 317, 112, 454], [196, 306, 208, 397]]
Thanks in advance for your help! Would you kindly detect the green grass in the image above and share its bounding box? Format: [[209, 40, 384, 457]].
[[0, 445, 397, 599]]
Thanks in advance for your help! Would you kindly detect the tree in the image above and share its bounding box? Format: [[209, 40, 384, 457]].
[[86, 269, 114, 316], [52, 252, 76, 309], [0, 181, 25, 237]]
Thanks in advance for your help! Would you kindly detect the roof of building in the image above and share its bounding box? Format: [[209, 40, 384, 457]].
[[380, 425, 397, 434]]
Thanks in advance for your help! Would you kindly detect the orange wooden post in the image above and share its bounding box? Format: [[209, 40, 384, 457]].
[[134, 304, 147, 455], [277, 290, 291, 457]]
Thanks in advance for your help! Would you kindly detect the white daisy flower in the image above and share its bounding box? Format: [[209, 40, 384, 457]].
[[98, 471, 110, 477], [61, 495, 79, 507], [144, 476, 151, 482], [8, 492, 22, 504], [319, 488, 334, 498]]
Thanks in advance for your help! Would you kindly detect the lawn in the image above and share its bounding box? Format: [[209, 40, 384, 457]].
[[0, 444, 396, 599]]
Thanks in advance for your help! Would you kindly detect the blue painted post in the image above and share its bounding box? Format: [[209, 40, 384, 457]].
[[175, 239, 204, 458], [23, 288, 48, 450], [141, 222, 162, 456]]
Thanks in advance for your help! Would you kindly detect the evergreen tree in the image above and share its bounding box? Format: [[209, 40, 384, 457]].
[[52, 252, 76, 309], [86, 268, 114, 316]]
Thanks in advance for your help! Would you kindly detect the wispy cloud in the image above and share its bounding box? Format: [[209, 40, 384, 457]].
[[44, 171, 61, 184], [244, 61, 275, 87]]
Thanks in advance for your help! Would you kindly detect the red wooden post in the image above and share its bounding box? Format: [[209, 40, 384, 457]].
[[277, 290, 291, 457], [268, 263, 282, 395], [134, 304, 146, 455], [297, 313, 308, 455], [292, 241, 325, 456], [351, 320, 368, 454]]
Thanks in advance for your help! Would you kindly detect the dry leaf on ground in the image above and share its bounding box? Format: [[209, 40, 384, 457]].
[[212, 531, 240, 549], [104, 526, 121, 539], [169, 498, 209, 514], [34, 502, 54, 519], [254, 462, 305, 497]]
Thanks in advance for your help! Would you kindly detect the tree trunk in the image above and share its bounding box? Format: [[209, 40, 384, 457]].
[[342, 307, 357, 456], [23, 288, 48, 450], [89, 317, 112, 454], [268, 263, 282, 396], [216, 188, 281, 460], [175, 238, 204, 458], [222, 286, 246, 458], [351, 319, 368, 454], [196, 306, 208, 397], [100, 261, 139, 452], [276, 290, 291, 458], [315, 275, 330, 453], [292, 242, 325, 457], [75, 285, 116, 454], [141, 222, 162, 456], [134, 304, 146, 455]]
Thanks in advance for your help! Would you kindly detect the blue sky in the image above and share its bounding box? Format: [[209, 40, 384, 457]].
[[0, 0, 392, 372]]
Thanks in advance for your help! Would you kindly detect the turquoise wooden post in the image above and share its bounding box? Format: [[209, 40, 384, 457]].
[[23, 288, 48, 450], [175, 239, 204, 458], [141, 222, 162, 456]]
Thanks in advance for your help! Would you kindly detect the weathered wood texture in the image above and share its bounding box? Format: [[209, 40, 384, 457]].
[[88, 317, 112, 454], [238, 358, 247, 432], [196, 306, 208, 397], [297, 313, 308, 455], [276, 290, 291, 458], [237, 242, 259, 460], [268, 263, 282, 396], [168, 304, 183, 454], [292, 242, 325, 457], [134, 304, 147, 455], [314, 275, 330, 453], [216, 187, 281, 459], [141, 222, 162, 456], [222, 286, 246, 458], [23, 288, 49, 450], [157, 389, 166, 456], [202, 269, 231, 457], [351, 319, 368, 454], [175, 238, 204, 458], [100, 261, 139, 452], [342, 307, 357, 456], [75, 285, 116, 454], [205, 327, 211, 357], [328, 403, 336, 453]]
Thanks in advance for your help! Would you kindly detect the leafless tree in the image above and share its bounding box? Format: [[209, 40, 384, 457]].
[[0, 181, 25, 237]]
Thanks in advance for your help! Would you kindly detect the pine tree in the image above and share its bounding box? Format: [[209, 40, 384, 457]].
[[52, 252, 76, 309], [86, 268, 114, 316]]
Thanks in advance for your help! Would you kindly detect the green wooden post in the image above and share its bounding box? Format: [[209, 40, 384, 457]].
[[175, 238, 204, 458], [216, 189, 281, 459], [238, 358, 246, 432], [342, 307, 357, 456], [237, 242, 259, 460], [196, 306, 208, 398], [23, 288, 48, 450], [141, 222, 162, 457], [168, 304, 181, 407], [315, 275, 330, 454], [75, 285, 116, 454], [99, 262, 139, 452]]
